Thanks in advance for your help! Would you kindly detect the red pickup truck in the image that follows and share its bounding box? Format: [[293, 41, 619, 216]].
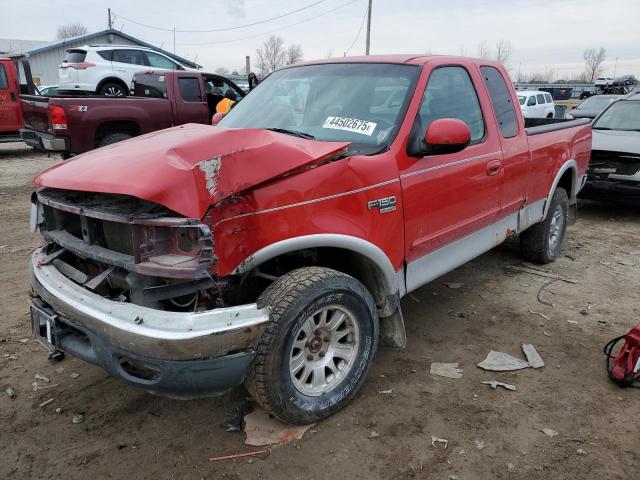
[[29, 56, 591, 424], [20, 71, 245, 156], [0, 57, 37, 143]]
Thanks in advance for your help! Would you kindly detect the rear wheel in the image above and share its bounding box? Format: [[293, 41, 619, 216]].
[[98, 133, 131, 147], [245, 267, 378, 424], [520, 188, 569, 264], [98, 82, 127, 97]]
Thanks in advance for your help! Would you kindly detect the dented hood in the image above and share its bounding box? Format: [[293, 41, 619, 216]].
[[33, 124, 350, 218]]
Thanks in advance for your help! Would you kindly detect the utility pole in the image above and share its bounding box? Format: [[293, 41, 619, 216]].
[[613, 57, 618, 77], [365, 0, 372, 55], [108, 8, 112, 29], [173, 27, 176, 55]]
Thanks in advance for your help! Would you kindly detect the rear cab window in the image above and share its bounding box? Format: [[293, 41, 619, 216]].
[[480, 66, 518, 138], [419, 65, 485, 142], [63, 49, 87, 63], [132, 73, 167, 98], [178, 77, 202, 102]]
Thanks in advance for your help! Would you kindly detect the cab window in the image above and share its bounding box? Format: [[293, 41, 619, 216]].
[[0, 64, 7, 89], [480, 66, 518, 138], [527, 96, 536, 106], [536, 93, 545, 104], [178, 77, 202, 102], [544, 93, 553, 103], [419, 66, 485, 142]]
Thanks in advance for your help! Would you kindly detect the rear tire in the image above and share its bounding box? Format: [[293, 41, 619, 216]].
[[98, 133, 132, 148], [520, 188, 569, 264], [245, 267, 378, 424], [98, 82, 127, 97]]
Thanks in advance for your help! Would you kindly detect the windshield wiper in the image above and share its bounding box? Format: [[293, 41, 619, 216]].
[[267, 128, 315, 140]]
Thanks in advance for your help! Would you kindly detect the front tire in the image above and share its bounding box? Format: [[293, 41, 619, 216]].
[[245, 267, 378, 424], [98, 133, 132, 148], [520, 188, 569, 264]]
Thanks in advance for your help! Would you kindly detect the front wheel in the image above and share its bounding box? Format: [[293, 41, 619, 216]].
[[520, 188, 569, 264], [245, 267, 378, 424]]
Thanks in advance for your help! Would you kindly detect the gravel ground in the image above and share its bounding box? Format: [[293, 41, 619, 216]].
[[1, 142, 639, 479]]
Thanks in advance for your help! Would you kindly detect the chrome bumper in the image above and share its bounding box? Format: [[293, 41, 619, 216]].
[[30, 247, 270, 361]]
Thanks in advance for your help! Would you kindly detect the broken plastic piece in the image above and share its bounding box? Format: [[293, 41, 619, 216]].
[[431, 436, 448, 448], [477, 351, 529, 371], [482, 380, 517, 391], [522, 344, 544, 368], [244, 407, 314, 446], [430, 362, 463, 379], [541, 428, 558, 438]]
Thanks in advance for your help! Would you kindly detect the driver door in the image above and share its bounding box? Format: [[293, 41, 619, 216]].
[[399, 61, 504, 292]]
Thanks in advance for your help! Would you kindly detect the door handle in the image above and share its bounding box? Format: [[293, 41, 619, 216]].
[[486, 160, 502, 176], [10, 92, 17, 101]]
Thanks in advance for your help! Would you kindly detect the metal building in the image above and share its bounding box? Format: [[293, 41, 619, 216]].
[[0, 28, 200, 86]]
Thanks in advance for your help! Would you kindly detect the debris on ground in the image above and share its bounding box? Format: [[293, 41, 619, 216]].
[[55, 367, 65, 374], [209, 450, 270, 462], [477, 351, 529, 371], [5, 386, 16, 398], [222, 402, 254, 432], [430, 362, 464, 379], [34, 372, 50, 383], [475, 439, 485, 450], [19, 338, 29, 343], [70, 372, 80, 379], [577, 448, 587, 456], [482, 380, 517, 391], [39, 398, 55, 408], [443, 282, 464, 289], [368, 430, 380, 439], [32, 382, 59, 392], [522, 344, 544, 368], [431, 436, 448, 448], [243, 407, 314, 446], [567, 320, 579, 325], [378, 389, 393, 394], [55, 408, 62, 414], [528, 309, 550, 321], [541, 428, 558, 438], [72, 414, 84, 424]]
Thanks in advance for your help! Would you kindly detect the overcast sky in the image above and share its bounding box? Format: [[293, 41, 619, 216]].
[[2, 0, 638, 79]]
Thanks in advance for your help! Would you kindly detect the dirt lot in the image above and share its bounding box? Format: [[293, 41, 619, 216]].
[[1, 142, 639, 479]]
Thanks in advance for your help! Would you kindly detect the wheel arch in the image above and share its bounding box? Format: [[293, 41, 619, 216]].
[[95, 77, 129, 95], [544, 160, 577, 218], [94, 120, 140, 147], [233, 234, 404, 311]]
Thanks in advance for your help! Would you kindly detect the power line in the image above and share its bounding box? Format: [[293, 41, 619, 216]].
[[112, 0, 331, 33], [174, 0, 360, 46], [345, 1, 368, 55]]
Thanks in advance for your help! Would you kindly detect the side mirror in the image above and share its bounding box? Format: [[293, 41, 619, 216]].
[[422, 118, 471, 155], [211, 112, 226, 126]]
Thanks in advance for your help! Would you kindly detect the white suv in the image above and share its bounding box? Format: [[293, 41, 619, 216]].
[[517, 90, 556, 119], [58, 45, 193, 96]]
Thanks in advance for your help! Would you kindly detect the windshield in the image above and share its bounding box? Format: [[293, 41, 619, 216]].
[[219, 63, 420, 153], [518, 95, 526, 105], [577, 96, 619, 111], [593, 101, 640, 131]]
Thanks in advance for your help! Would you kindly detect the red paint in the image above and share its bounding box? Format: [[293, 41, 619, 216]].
[[33, 56, 592, 279], [425, 118, 470, 146]]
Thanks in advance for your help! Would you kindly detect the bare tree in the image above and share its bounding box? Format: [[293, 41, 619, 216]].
[[56, 23, 88, 40], [583, 47, 606, 83], [495, 39, 512, 66], [215, 67, 230, 75], [477, 41, 491, 60], [256, 35, 286, 75], [285, 45, 304, 65]]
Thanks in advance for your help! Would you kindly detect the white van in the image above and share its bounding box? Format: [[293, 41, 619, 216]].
[[517, 90, 555, 118]]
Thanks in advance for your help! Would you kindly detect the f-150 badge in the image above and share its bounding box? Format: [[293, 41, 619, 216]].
[[368, 196, 397, 213]]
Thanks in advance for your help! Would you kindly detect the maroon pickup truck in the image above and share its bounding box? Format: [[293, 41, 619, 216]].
[[20, 71, 245, 156]]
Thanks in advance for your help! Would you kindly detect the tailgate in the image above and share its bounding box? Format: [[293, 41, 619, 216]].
[[20, 95, 51, 133]]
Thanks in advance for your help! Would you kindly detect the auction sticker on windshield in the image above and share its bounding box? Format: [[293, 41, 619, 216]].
[[322, 117, 377, 136]]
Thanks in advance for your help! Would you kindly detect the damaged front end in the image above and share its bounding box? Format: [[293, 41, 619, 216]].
[[582, 149, 640, 199], [29, 188, 269, 398]]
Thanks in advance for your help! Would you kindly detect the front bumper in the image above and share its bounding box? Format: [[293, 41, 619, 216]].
[[30, 247, 270, 397], [20, 128, 68, 152], [580, 178, 640, 199]]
